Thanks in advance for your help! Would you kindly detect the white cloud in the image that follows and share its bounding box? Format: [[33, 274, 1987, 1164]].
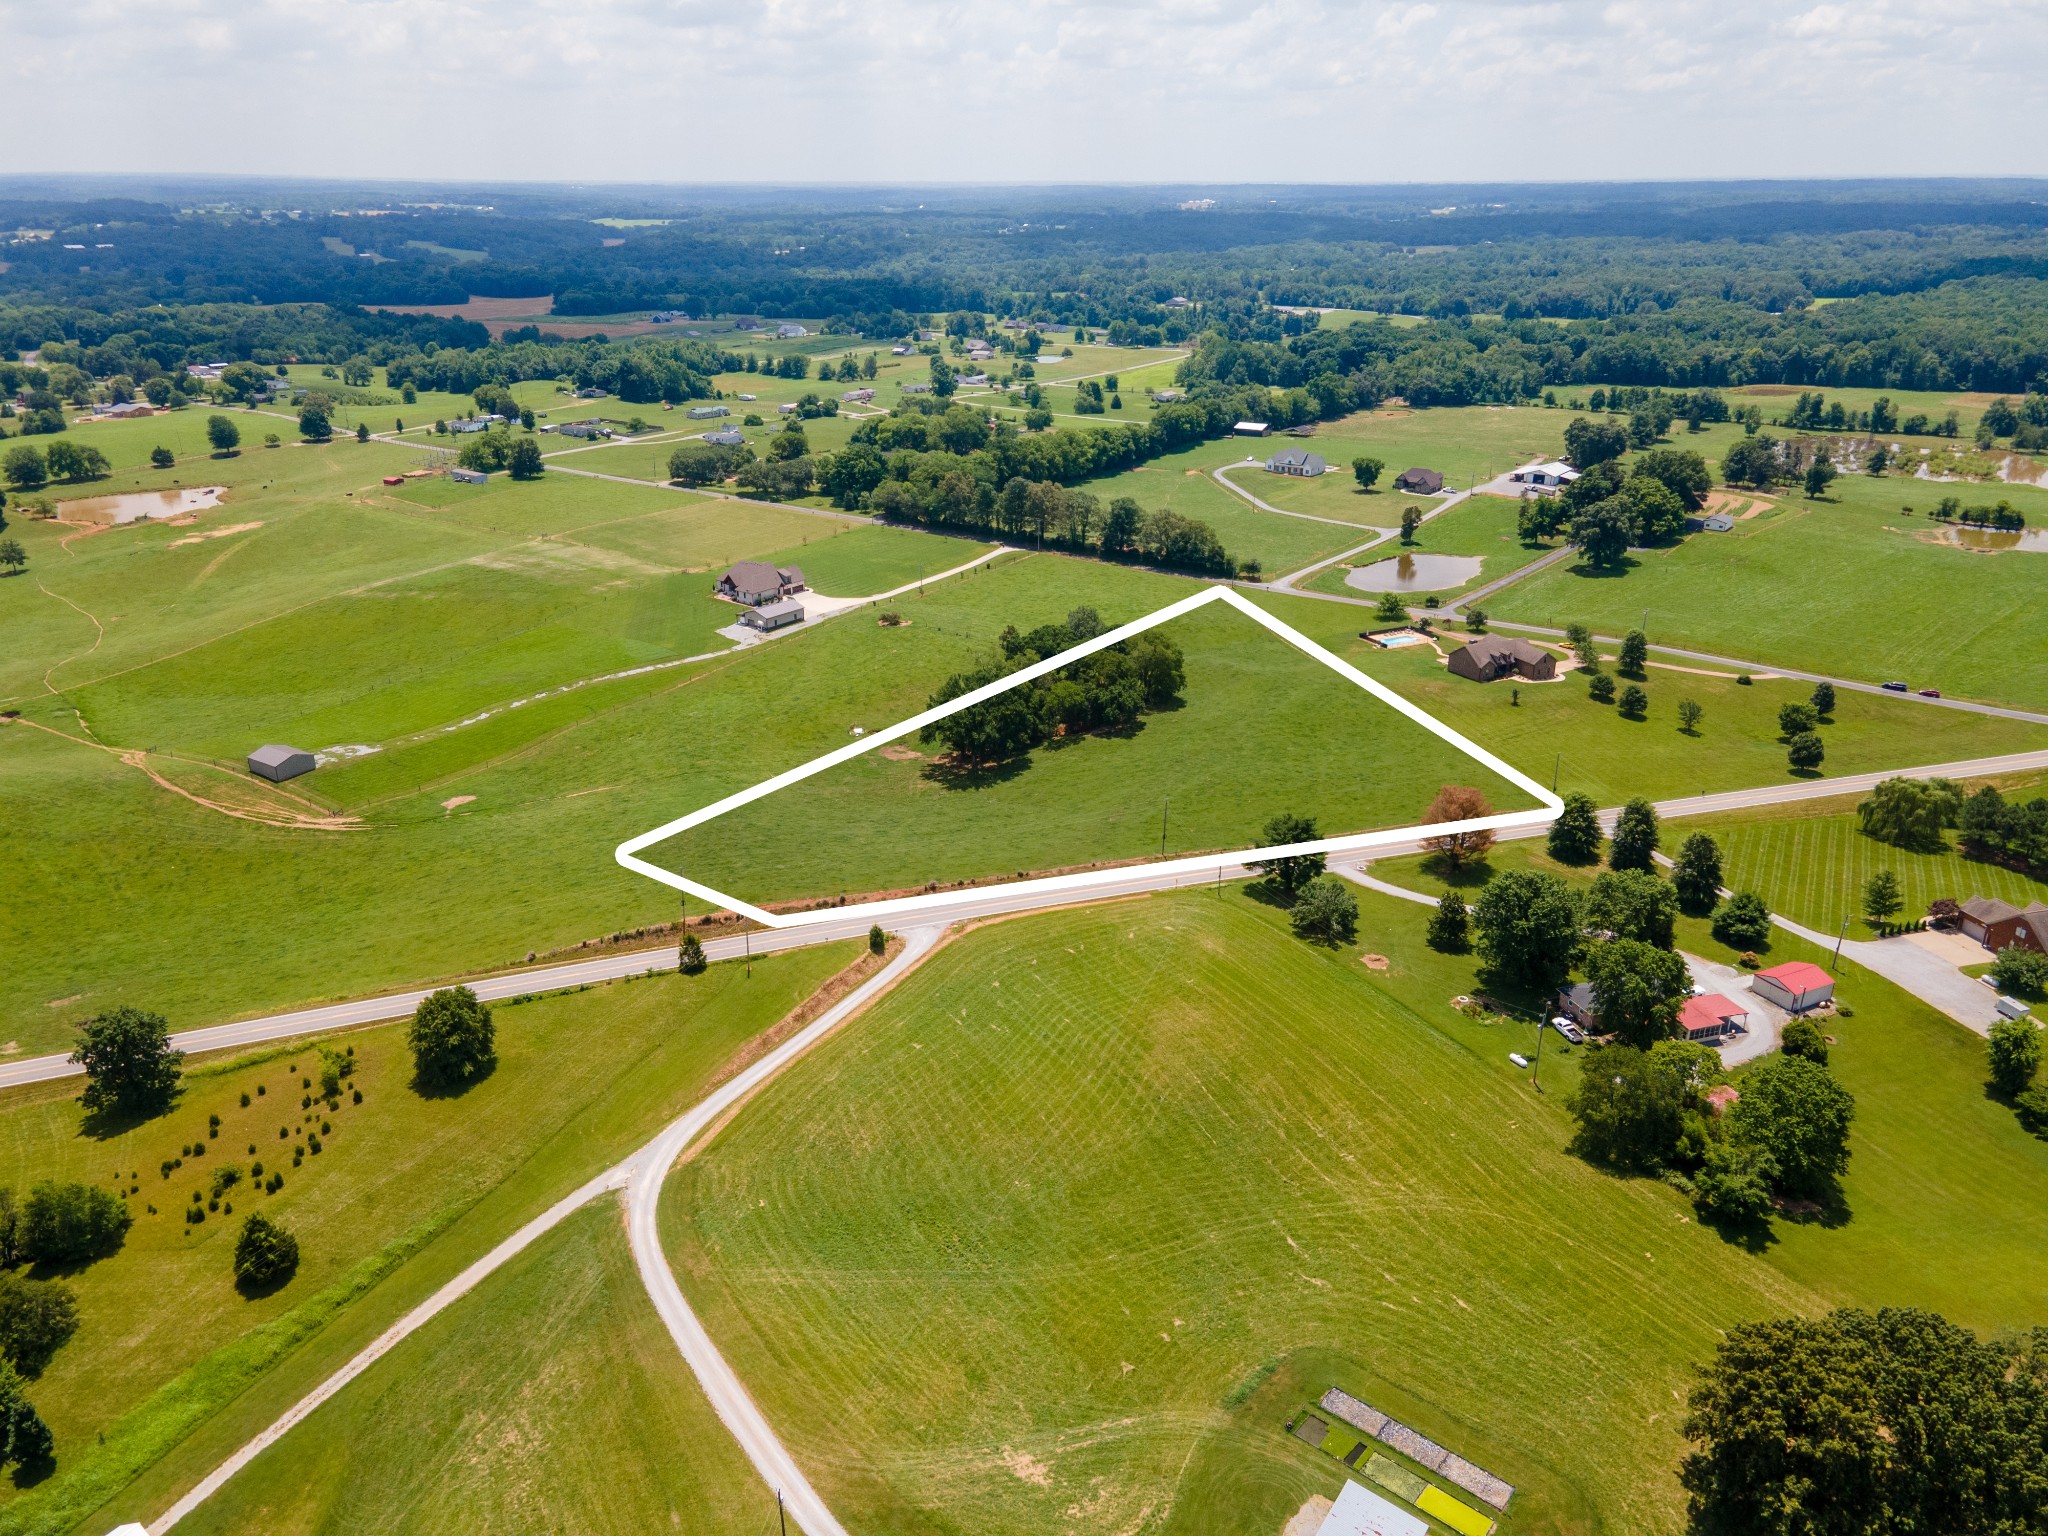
[[0, 0, 2039, 182]]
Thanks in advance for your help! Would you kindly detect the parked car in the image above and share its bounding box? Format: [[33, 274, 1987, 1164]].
[[1882, 680, 1909, 692], [1551, 1017, 1586, 1044], [1919, 688, 1942, 698]]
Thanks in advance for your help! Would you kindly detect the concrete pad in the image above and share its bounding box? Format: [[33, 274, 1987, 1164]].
[[1903, 928, 1993, 967]]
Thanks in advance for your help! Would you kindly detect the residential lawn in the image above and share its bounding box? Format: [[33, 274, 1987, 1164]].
[[0, 943, 855, 1536], [170, 1203, 771, 1536], [1078, 442, 1390, 576], [663, 892, 1819, 1536], [1364, 841, 2048, 1332], [1484, 467, 2048, 710], [1248, 590, 2048, 807], [645, 593, 1542, 909], [1691, 777, 2048, 938], [1299, 494, 1559, 599]]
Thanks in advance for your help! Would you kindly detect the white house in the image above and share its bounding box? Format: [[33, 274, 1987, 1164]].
[[774, 323, 808, 339], [1265, 445, 1327, 476]]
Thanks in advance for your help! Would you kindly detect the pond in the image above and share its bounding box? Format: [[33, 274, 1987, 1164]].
[[1942, 526, 2048, 553], [1343, 553, 1484, 592], [58, 486, 226, 525]]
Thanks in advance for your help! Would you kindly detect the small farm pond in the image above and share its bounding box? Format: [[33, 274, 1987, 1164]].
[[1344, 553, 1484, 592], [1942, 526, 2048, 553], [60, 486, 226, 525]]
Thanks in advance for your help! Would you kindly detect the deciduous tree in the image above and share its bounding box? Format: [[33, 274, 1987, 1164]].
[[1711, 891, 1774, 949], [1729, 1055, 1854, 1194], [1472, 870, 1581, 989], [70, 1006, 182, 1119], [407, 986, 496, 1091], [1583, 938, 1691, 1047], [1420, 785, 1496, 872], [233, 1212, 300, 1292], [1289, 876, 1358, 947], [1426, 891, 1468, 952], [1676, 697, 1703, 735], [1608, 797, 1660, 871], [1670, 833, 1724, 915], [207, 415, 242, 453], [1987, 1015, 2041, 1096], [1248, 813, 1325, 896], [1585, 869, 1679, 948], [1546, 791, 1603, 865], [1787, 730, 1826, 772], [1350, 456, 1382, 491]]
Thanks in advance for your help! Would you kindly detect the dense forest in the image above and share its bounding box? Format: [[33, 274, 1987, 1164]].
[[6, 178, 2048, 399]]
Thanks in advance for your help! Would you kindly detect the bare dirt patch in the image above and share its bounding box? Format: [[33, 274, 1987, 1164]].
[[441, 794, 476, 812], [1361, 954, 1391, 971], [879, 743, 925, 761], [168, 521, 263, 547], [1000, 1446, 1053, 1487], [1284, 1494, 1334, 1536]]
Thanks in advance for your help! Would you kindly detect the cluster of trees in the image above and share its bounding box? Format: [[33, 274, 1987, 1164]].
[[1931, 494, 2029, 531], [872, 472, 1239, 578], [1989, 1013, 2048, 1139], [1246, 813, 1360, 946], [1520, 447, 1710, 564], [1682, 1307, 2048, 1536], [1542, 796, 1776, 952], [456, 429, 545, 478], [1780, 390, 1963, 437], [1858, 775, 2048, 877], [1, 440, 111, 489], [919, 608, 1185, 764]]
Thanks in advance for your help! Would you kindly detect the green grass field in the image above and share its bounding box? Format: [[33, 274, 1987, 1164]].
[[171, 1203, 771, 1536], [646, 595, 1542, 908], [1690, 777, 2048, 938], [667, 893, 1807, 1535], [662, 884, 2041, 1535], [1485, 466, 2048, 709], [1248, 590, 2048, 807], [4, 943, 852, 1536]]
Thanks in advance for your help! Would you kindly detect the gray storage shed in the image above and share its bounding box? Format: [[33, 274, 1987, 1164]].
[[248, 744, 316, 782]]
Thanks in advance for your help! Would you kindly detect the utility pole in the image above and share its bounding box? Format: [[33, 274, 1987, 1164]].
[[1531, 1009, 1546, 1093], [778, 1490, 787, 1536], [1833, 914, 1850, 969], [745, 927, 752, 979], [1161, 797, 1169, 857], [1552, 751, 1560, 792]]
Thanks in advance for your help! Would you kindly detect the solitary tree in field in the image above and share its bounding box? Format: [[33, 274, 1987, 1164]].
[[1787, 731, 1826, 773], [1677, 698, 1703, 735], [1863, 869, 1903, 928], [0, 539, 24, 576], [355, 422, 370, 443], [1609, 798, 1661, 872], [1399, 506, 1422, 543], [1427, 891, 1469, 952], [1546, 792, 1603, 865], [1289, 876, 1359, 947], [1372, 589, 1407, 624], [1671, 833, 1725, 915], [149, 445, 175, 469], [507, 437, 544, 479], [407, 986, 496, 1091], [1618, 629, 1648, 676], [1465, 607, 1488, 632], [298, 402, 332, 441], [1810, 681, 1836, 719], [233, 1212, 300, 1293], [70, 1007, 183, 1119], [1350, 456, 1383, 491], [1420, 785, 1496, 872]]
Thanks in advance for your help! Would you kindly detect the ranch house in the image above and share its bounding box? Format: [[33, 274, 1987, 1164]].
[[1264, 446, 1328, 476], [687, 405, 730, 420], [1394, 467, 1445, 494], [1446, 636, 1557, 684], [1956, 895, 2048, 954], [703, 426, 745, 446], [717, 561, 806, 606]]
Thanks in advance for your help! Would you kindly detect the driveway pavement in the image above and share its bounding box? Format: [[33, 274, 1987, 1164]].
[[1681, 953, 1786, 1067]]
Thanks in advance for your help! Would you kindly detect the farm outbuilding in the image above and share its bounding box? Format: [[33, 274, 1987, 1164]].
[[247, 744, 315, 782], [1681, 994, 1749, 1042], [1752, 961, 1834, 1013], [741, 598, 806, 632]]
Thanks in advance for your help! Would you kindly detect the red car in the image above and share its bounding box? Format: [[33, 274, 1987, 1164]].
[[1919, 688, 1942, 698]]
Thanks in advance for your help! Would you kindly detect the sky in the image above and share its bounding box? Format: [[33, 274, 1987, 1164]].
[[2, 0, 2043, 184]]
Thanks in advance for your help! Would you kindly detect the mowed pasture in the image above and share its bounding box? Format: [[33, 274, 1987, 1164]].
[[0, 945, 854, 1536], [1251, 590, 2048, 806], [172, 1204, 770, 1536], [1693, 777, 2048, 938], [665, 894, 1813, 1536], [645, 595, 1542, 910], [1485, 467, 2048, 709]]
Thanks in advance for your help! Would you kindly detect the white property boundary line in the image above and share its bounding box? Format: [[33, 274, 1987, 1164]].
[[617, 585, 1563, 926]]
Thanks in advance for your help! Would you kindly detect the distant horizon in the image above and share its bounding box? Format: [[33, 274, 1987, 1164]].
[[4, 1, 2041, 183]]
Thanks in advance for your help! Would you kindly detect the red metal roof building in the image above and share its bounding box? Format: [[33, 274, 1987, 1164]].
[[1752, 961, 1835, 1013]]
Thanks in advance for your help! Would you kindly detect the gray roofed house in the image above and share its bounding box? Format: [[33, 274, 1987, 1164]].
[[1447, 635, 1558, 684], [741, 597, 806, 632], [703, 426, 746, 446], [687, 405, 730, 420], [1264, 445, 1328, 477], [1394, 467, 1446, 494], [448, 467, 488, 485], [716, 561, 807, 606], [247, 744, 316, 782]]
